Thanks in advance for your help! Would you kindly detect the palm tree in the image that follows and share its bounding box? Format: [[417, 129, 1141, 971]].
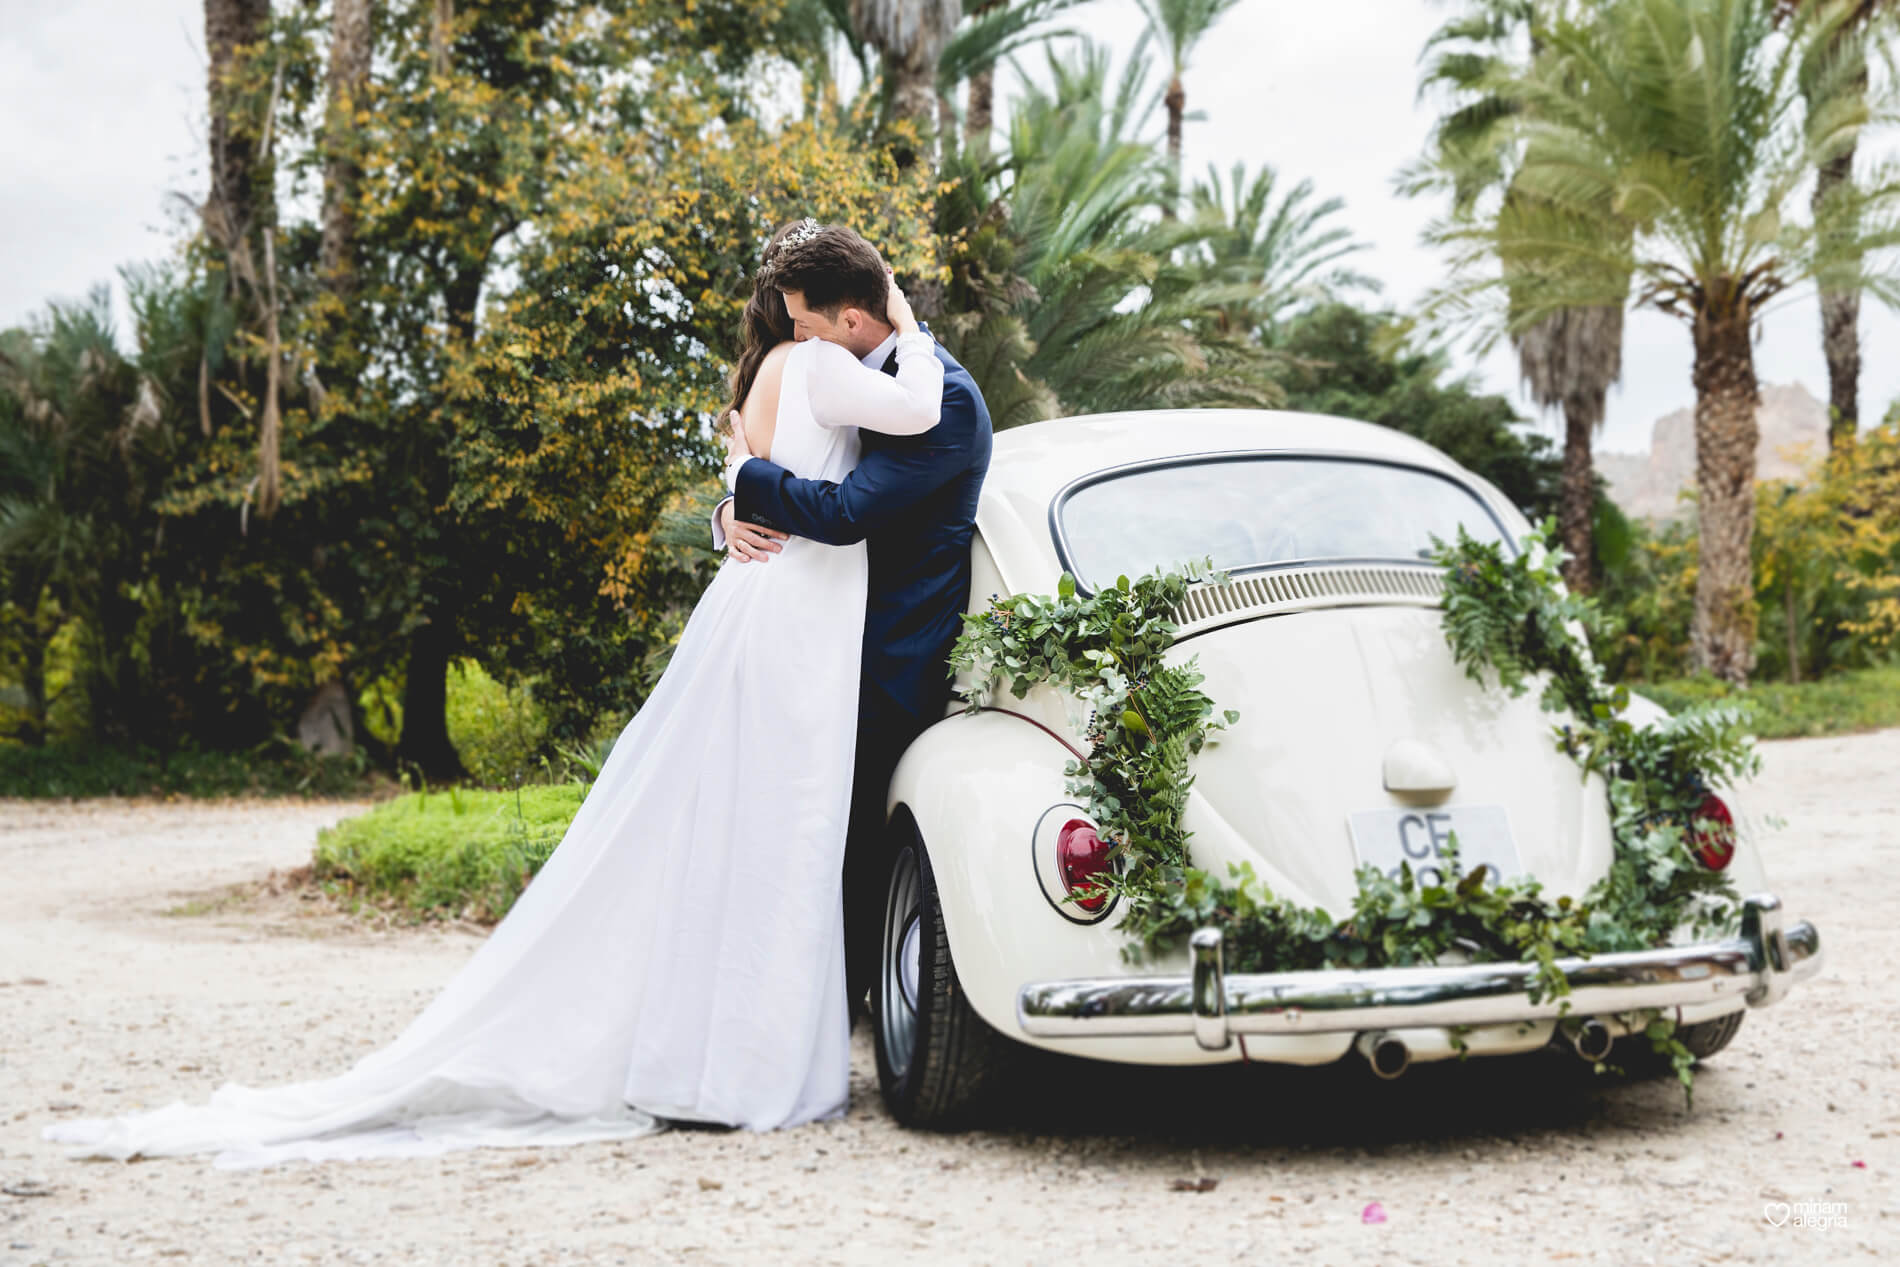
[[1510, 304, 1623, 594], [203, 0, 273, 255], [939, 0, 1091, 157], [965, 1, 1005, 152], [1425, 0, 1900, 681], [1414, 0, 1627, 593], [0, 328, 70, 745], [203, 0, 283, 518], [850, 0, 963, 160], [1776, 0, 1890, 452], [936, 40, 1282, 420], [1133, 0, 1243, 217], [0, 289, 172, 746], [1188, 162, 1379, 340]]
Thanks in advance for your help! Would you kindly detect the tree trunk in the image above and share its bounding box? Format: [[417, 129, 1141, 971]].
[[1689, 301, 1762, 684], [936, 91, 957, 157], [888, 56, 937, 168], [430, 0, 454, 75], [1815, 130, 1861, 454], [1784, 581, 1801, 685], [1163, 75, 1185, 219], [203, 0, 273, 250], [319, 0, 372, 296], [346, 669, 393, 767], [1811, 44, 1866, 455], [206, 0, 285, 521], [17, 624, 47, 746], [397, 616, 465, 782], [1818, 282, 1861, 454], [1559, 383, 1603, 593], [968, 66, 994, 157]]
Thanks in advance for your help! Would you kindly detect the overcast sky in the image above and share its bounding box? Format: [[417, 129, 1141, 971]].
[[5, 0, 1895, 454]]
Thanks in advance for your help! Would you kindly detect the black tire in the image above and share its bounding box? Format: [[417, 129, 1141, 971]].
[[871, 815, 1020, 1128], [1614, 1009, 1746, 1074]]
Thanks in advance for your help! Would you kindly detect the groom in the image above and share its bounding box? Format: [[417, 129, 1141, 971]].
[[711, 223, 993, 1023]]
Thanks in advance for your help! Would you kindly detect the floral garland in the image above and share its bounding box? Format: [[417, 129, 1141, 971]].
[[948, 520, 1759, 1102]]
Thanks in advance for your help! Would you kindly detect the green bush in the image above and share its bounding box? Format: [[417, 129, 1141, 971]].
[[1636, 665, 1900, 739], [445, 659, 553, 787], [0, 737, 382, 799], [312, 782, 589, 921], [1590, 514, 1697, 684], [356, 658, 558, 789], [1594, 417, 1900, 686]]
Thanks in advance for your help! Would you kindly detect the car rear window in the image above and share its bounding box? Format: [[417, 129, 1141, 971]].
[[1055, 456, 1510, 590]]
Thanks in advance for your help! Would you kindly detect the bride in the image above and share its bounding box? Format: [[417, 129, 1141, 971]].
[[42, 217, 946, 1169]]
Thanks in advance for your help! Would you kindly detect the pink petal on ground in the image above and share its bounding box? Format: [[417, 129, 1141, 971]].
[[1851, 1160, 1867, 1169], [1361, 1201, 1387, 1225]]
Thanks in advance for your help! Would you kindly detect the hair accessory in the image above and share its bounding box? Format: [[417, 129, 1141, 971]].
[[758, 218, 824, 285]]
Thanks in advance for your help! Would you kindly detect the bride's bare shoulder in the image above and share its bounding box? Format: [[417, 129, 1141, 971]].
[[752, 341, 796, 394], [738, 341, 798, 457]]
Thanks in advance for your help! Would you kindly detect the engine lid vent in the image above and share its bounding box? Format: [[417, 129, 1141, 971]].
[[1170, 564, 1445, 637]]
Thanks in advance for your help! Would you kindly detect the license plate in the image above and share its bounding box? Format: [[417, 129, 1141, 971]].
[[1347, 805, 1523, 888]]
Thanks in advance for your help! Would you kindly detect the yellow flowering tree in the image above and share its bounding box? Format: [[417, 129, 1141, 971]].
[[1755, 416, 1900, 680], [137, 0, 938, 775]]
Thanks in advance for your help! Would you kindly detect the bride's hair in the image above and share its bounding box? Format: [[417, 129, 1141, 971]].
[[723, 220, 807, 430]]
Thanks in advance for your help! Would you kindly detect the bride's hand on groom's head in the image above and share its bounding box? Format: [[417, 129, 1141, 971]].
[[884, 267, 918, 336]]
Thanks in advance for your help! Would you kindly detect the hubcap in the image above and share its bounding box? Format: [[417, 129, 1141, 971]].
[[880, 845, 922, 1078]]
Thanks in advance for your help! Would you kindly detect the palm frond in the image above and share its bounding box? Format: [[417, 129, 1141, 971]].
[[938, 0, 1091, 90]]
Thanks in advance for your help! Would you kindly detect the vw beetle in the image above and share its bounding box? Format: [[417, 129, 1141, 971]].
[[868, 410, 1824, 1126]]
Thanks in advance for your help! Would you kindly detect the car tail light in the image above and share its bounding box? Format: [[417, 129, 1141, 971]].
[[1057, 818, 1112, 911], [1689, 792, 1735, 871]]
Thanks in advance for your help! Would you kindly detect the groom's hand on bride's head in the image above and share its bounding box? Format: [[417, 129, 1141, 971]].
[[720, 499, 787, 563]]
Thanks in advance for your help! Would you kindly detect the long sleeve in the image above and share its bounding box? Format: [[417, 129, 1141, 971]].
[[806, 333, 943, 436], [733, 376, 976, 548]]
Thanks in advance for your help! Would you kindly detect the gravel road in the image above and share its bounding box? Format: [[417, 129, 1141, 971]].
[[2, 730, 1895, 1265]]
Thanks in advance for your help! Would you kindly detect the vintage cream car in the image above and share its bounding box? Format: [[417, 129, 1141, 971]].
[[869, 409, 1825, 1127]]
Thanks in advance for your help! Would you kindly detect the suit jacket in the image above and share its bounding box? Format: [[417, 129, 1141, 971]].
[[734, 335, 993, 728]]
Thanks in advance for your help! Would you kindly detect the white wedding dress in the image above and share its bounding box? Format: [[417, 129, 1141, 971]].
[[43, 332, 944, 1169]]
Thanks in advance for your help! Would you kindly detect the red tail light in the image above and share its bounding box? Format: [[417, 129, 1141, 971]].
[[1057, 819, 1112, 911], [1690, 792, 1735, 870]]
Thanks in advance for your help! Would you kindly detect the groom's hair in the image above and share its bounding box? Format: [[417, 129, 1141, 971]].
[[769, 224, 890, 322]]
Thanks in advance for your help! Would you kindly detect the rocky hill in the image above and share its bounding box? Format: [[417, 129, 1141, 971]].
[[1597, 382, 1830, 523]]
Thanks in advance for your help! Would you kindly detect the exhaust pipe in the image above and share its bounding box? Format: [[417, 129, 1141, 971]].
[[1356, 1030, 1411, 1080], [1568, 1018, 1614, 1062]]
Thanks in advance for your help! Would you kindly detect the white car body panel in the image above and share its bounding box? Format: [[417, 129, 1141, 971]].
[[888, 410, 1769, 1066]]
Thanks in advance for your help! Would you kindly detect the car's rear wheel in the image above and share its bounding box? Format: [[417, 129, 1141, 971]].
[[1615, 1009, 1747, 1074], [872, 816, 1020, 1128]]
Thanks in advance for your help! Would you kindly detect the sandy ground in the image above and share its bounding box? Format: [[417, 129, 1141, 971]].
[[2, 731, 1896, 1266]]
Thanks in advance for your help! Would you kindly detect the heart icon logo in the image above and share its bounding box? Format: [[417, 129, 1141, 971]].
[[1763, 1201, 1792, 1227]]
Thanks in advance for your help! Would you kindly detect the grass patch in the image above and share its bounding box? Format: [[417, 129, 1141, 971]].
[[0, 738, 388, 799], [312, 782, 589, 922], [1636, 665, 1900, 739]]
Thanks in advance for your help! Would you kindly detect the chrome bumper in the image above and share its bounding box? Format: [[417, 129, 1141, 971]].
[[1017, 893, 1823, 1051]]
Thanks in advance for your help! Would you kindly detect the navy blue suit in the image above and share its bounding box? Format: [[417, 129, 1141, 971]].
[[733, 334, 992, 1009]]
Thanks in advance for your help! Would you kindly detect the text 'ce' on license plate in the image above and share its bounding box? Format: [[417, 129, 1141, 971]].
[[1347, 805, 1523, 887]]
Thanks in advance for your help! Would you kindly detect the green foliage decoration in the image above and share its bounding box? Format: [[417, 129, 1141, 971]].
[[949, 519, 1765, 1102]]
